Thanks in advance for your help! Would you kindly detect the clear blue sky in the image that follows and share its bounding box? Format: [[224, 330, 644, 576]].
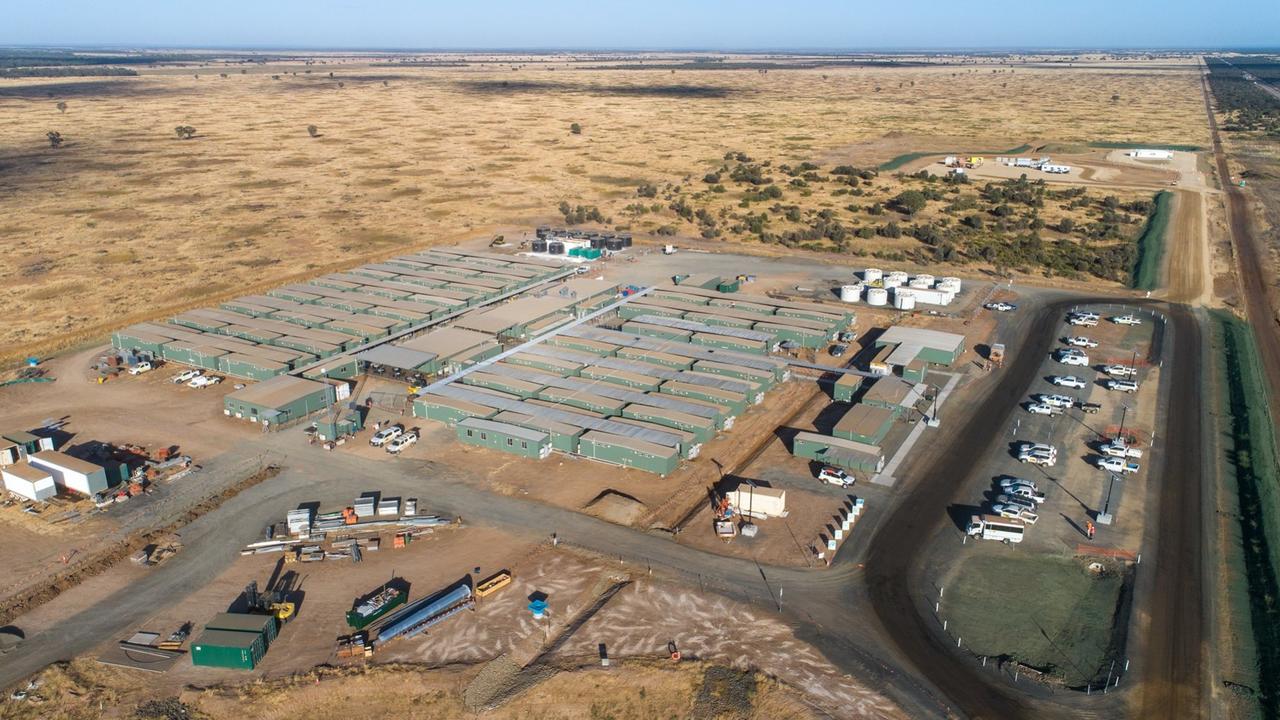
[[9, 0, 1279, 50]]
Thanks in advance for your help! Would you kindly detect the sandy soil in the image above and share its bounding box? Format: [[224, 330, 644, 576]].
[[0, 58, 1209, 361]]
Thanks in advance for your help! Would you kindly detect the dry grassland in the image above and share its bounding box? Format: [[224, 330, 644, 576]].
[[0, 57, 1208, 360]]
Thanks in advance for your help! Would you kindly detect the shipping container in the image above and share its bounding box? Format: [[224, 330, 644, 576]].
[[206, 612, 278, 647], [191, 629, 265, 670]]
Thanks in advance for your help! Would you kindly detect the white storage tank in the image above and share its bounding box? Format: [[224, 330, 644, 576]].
[[909, 275, 934, 289], [884, 271, 909, 288], [840, 284, 862, 303], [862, 268, 883, 284], [893, 288, 917, 310], [937, 277, 962, 294], [910, 288, 955, 306], [866, 287, 889, 306]]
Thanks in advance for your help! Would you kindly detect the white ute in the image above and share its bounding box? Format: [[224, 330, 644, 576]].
[[1104, 364, 1138, 378], [1051, 376, 1087, 389], [172, 369, 201, 384], [369, 424, 404, 447], [1097, 457, 1140, 474], [1068, 314, 1099, 327], [818, 466, 853, 487], [1057, 352, 1089, 367], [1112, 315, 1142, 325], [1066, 336, 1098, 349], [1026, 403, 1056, 416]]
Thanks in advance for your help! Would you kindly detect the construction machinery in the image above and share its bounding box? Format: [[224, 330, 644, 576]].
[[245, 559, 298, 623]]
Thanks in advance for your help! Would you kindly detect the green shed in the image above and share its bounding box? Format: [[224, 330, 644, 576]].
[[217, 353, 288, 381], [206, 612, 277, 647], [414, 394, 497, 425], [545, 336, 618, 356], [223, 375, 338, 426], [832, 373, 862, 402], [615, 347, 693, 370], [659, 380, 746, 416], [577, 430, 680, 476], [536, 387, 626, 415], [457, 418, 552, 459], [463, 372, 545, 399], [792, 431, 885, 474], [620, 403, 715, 444], [191, 629, 266, 670], [833, 404, 896, 445]]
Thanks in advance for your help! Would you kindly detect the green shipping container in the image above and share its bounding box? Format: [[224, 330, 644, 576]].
[[191, 629, 266, 670], [206, 612, 278, 647]]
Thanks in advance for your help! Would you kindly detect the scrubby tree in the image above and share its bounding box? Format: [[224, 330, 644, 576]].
[[636, 182, 658, 198], [174, 125, 197, 139], [570, 122, 582, 135], [307, 124, 320, 138], [891, 190, 927, 215], [55, 101, 66, 114], [46, 131, 63, 148]]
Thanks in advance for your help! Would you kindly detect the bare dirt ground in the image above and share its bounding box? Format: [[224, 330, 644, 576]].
[[0, 58, 1209, 362]]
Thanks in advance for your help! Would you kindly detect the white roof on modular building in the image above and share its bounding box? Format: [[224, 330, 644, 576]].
[[3, 460, 53, 483], [30, 450, 102, 475], [565, 327, 785, 373], [457, 417, 550, 443], [630, 315, 775, 343], [427, 386, 683, 448], [877, 326, 965, 355], [355, 345, 438, 370]]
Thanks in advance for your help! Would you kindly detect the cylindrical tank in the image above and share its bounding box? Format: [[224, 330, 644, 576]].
[[909, 276, 933, 289], [840, 284, 862, 303], [894, 289, 917, 310], [867, 287, 889, 306], [548, 242, 565, 255], [938, 276, 962, 292], [605, 238, 623, 251], [536, 226, 550, 239], [885, 270, 909, 285], [620, 233, 633, 247], [863, 268, 883, 283], [531, 239, 548, 253]]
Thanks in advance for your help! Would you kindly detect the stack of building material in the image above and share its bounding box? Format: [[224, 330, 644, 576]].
[[377, 498, 400, 516], [353, 495, 377, 519], [286, 509, 313, 535]]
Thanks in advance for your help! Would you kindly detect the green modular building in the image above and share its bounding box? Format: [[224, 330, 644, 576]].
[[579, 366, 663, 392], [112, 327, 172, 356], [324, 320, 387, 341], [832, 373, 862, 402], [615, 347, 693, 370], [672, 273, 722, 290], [707, 297, 773, 315], [620, 403, 716, 445], [688, 332, 769, 355], [191, 629, 266, 670], [774, 307, 840, 325], [683, 312, 754, 330], [577, 430, 680, 476], [206, 612, 278, 647], [463, 372, 545, 399], [220, 324, 284, 346], [315, 410, 365, 441], [456, 418, 552, 459], [217, 353, 288, 381], [791, 431, 885, 474], [873, 326, 966, 368], [752, 321, 827, 349], [545, 336, 617, 356], [271, 311, 330, 329], [536, 387, 626, 415], [901, 358, 928, 384], [691, 360, 776, 390], [268, 287, 321, 304], [223, 375, 338, 426], [219, 299, 275, 317], [503, 352, 582, 376], [860, 376, 921, 418], [618, 304, 685, 321], [272, 336, 341, 359], [609, 417, 699, 459], [490, 411, 583, 453], [299, 355, 361, 381], [833, 404, 896, 445], [659, 380, 746, 416], [162, 342, 227, 370], [414, 394, 497, 425], [620, 321, 693, 343], [170, 313, 227, 334]]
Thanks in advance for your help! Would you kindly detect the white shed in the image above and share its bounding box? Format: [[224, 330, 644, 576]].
[[28, 450, 109, 496], [2, 461, 56, 502], [1127, 149, 1173, 160], [728, 485, 787, 519]]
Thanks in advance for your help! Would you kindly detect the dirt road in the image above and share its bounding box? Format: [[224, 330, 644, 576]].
[[1165, 189, 1211, 304], [1201, 72, 1280, 423], [863, 297, 1206, 719]]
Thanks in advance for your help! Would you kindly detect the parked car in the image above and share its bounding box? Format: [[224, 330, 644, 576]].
[[1077, 401, 1103, 414], [187, 375, 217, 388], [1097, 456, 1140, 474], [998, 476, 1037, 492], [1050, 375, 1087, 389], [1103, 364, 1138, 378], [1112, 315, 1142, 325], [385, 431, 419, 454], [1068, 315, 1099, 327], [128, 361, 153, 376], [1018, 452, 1057, 466], [1027, 403, 1056, 416], [1039, 394, 1075, 409], [818, 466, 852, 487], [985, 302, 1017, 312], [1057, 353, 1089, 367], [828, 344, 848, 358], [1100, 441, 1144, 459], [995, 494, 1038, 512], [1017, 442, 1058, 457], [1105, 379, 1139, 393], [1070, 311, 1100, 321], [992, 504, 1039, 524], [172, 369, 201, 384], [1066, 336, 1098, 349], [369, 424, 405, 447], [838, 331, 856, 343], [1004, 484, 1047, 504]]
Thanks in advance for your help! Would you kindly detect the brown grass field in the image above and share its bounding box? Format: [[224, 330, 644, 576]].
[[0, 55, 1209, 361]]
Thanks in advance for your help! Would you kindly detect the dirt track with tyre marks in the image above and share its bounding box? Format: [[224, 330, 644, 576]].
[[864, 298, 1204, 719]]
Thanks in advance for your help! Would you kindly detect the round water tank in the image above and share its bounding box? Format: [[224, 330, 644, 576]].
[[894, 289, 917, 310], [914, 273, 935, 285], [863, 268, 883, 283], [620, 234, 633, 247], [867, 287, 889, 306], [909, 276, 933, 290], [605, 238, 623, 251], [883, 275, 904, 289], [938, 276, 962, 292], [840, 284, 862, 302], [589, 237, 602, 249], [548, 242, 565, 255], [531, 239, 548, 253]]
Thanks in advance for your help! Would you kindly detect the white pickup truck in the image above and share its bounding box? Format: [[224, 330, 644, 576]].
[[1100, 442, 1143, 459], [1097, 457, 1140, 474]]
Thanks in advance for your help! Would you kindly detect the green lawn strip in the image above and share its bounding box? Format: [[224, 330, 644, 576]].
[[945, 554, 1125, 688], [1131, 190, 1173, 290], [1215, 311, 1280, 714], [876, 145, 1032, 171], [1087, 141, 1202, 152]]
